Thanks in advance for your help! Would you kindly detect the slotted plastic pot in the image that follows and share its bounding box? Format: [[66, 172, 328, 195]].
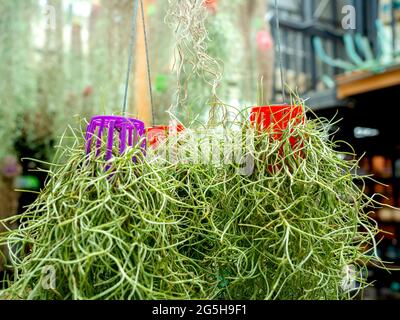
[[147, 124, 184, 148], [85, 115, 146, 161]]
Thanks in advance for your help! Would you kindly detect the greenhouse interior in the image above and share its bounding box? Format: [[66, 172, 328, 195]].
[[0, 0, 400, 301]]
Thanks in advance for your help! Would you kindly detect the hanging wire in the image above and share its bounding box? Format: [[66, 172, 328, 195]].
[[122, 0, 140, 116], [274, 0, 287, 103], [140, 0, 155, 126]]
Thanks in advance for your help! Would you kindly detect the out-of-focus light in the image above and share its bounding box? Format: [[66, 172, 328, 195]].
[[15, 176, 41, 190], [64, 1, 92, 18], [204, 0, 218, 13], [337, 153, 346, 160], [353, 127, 380, 139]]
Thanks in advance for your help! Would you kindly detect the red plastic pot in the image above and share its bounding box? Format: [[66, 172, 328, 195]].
[[147, 124, 184, 148], [204, 0, 218, 13], [250, 104, 304, 148]]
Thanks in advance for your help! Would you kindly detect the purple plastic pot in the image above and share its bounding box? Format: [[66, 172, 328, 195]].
[[85, 115, 146, 162]]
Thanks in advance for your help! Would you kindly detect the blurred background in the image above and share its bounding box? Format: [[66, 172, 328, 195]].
[[1, 0, 400, 299]]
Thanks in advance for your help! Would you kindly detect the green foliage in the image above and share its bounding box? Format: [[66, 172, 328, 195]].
[[0, 107, 380, 300], [0, 0, 38, 159]]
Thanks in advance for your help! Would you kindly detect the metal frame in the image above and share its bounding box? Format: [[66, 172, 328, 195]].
[[269, 0, 386, 104]]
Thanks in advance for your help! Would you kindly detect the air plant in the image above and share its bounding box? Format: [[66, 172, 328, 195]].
[[0, 104, 382, 299]]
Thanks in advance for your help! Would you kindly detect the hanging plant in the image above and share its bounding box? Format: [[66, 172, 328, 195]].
[[0, 0, 383, 301], [0, 0, 38, 160], [0, 103, 382, 299]]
